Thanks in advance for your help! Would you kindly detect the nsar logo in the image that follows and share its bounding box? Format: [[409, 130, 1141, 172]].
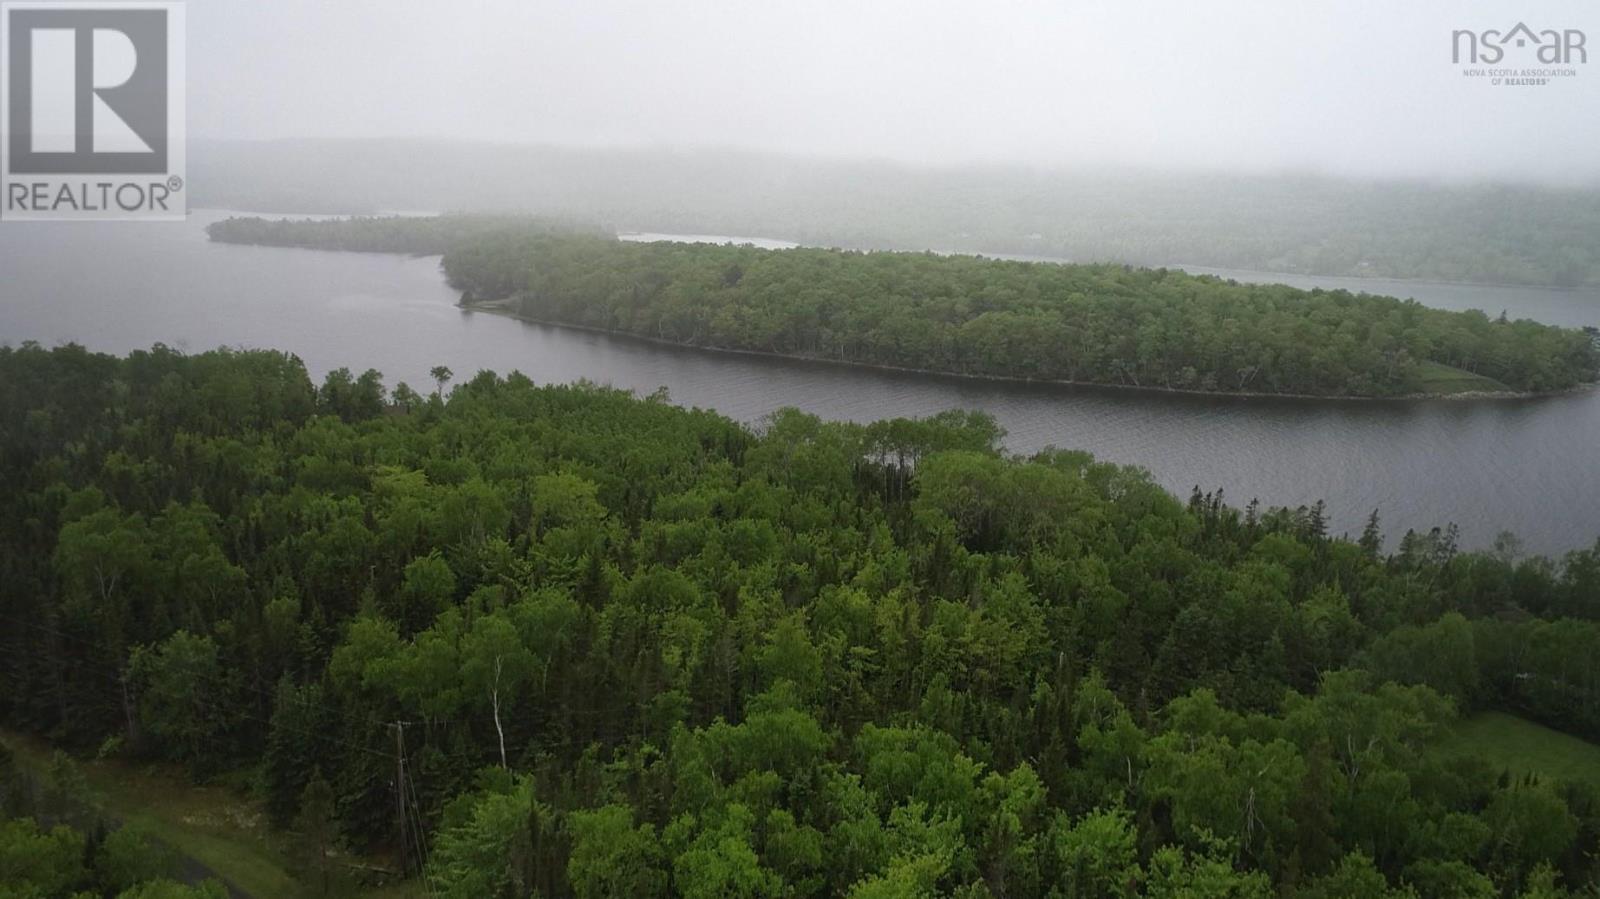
[[1452, 23, 1587, 65]]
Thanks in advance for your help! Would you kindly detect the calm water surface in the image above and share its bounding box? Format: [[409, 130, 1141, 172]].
[[2, 211, 1598, 555]]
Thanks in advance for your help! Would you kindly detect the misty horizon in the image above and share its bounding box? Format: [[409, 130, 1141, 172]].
[[191, 136, 1600, 192], [185, 0, 1600, 187]]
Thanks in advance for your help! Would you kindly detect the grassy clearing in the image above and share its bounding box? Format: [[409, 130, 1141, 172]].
[[1412, 360, 1512, 395], [1433, 711, 1600, 787], [2, 730, 422, 899]]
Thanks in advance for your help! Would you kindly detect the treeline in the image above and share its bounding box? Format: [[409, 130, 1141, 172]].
[[204, 213, 605, 256], [205, 215, 1600, 397], [438, 230, 1597, 397], [2, 343, 1600, 897], [193, 142, 1600, 288]]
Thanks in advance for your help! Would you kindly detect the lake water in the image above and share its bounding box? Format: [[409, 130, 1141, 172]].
[[620, 232, 801, 251], [2, 210, 1598, 555]]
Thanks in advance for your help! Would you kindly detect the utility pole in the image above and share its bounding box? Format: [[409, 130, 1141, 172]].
[[391, 721, 409, 876]]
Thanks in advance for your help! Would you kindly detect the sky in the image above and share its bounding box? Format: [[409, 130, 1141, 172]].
[[187, 0, 1600, 184]]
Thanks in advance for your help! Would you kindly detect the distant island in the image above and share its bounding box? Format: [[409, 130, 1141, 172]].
[[207, 216, 1600, 399]]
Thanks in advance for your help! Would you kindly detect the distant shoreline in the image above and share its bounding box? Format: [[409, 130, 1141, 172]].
[[1162, 260, 1600, 296], [200, 210, 1600, 295], [460, 296, 1597, 403], [199, 218, 1598, 400]]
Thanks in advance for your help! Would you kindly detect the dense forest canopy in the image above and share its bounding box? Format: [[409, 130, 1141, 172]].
[[209, 215, 1600, 397], [3, 343, 1600, 897], [192, 141, 1600, 287]]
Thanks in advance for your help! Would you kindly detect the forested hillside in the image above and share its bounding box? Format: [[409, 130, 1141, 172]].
[[191, 141, 1600, 287], [3, 343, 1600, 897], [206, 216, 1600, 398]]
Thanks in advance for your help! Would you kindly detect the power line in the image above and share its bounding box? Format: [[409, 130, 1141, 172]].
[[391, 721, 412, 880], [404, 752, 438, 899]]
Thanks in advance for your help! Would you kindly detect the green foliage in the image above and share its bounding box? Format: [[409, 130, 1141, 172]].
[[1300, 852, 1415, 899], [97, 823, 179, 895], [1364, 612, 1482, 704], [5, 343, 1600, 897], [0, 814, 200, 899], [205, 213, 606, 254], [1483, 781, 1579, 886], [113, 880, 229, 899], [428, 775, 555, 899], [567, 805, 668, 899], [1048, 807, 1140, 899], [1142, 837, 1273, 898], [667, 804, 785, 899], [205, 213, 1600, 396], [295, 768, 340, 896], [128, 631, 238, 772], [0, 817, 88, 897], [412, 227, 1597, 397]]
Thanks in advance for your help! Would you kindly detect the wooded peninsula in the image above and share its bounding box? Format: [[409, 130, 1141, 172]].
[[206, 216, 1600, 399]]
